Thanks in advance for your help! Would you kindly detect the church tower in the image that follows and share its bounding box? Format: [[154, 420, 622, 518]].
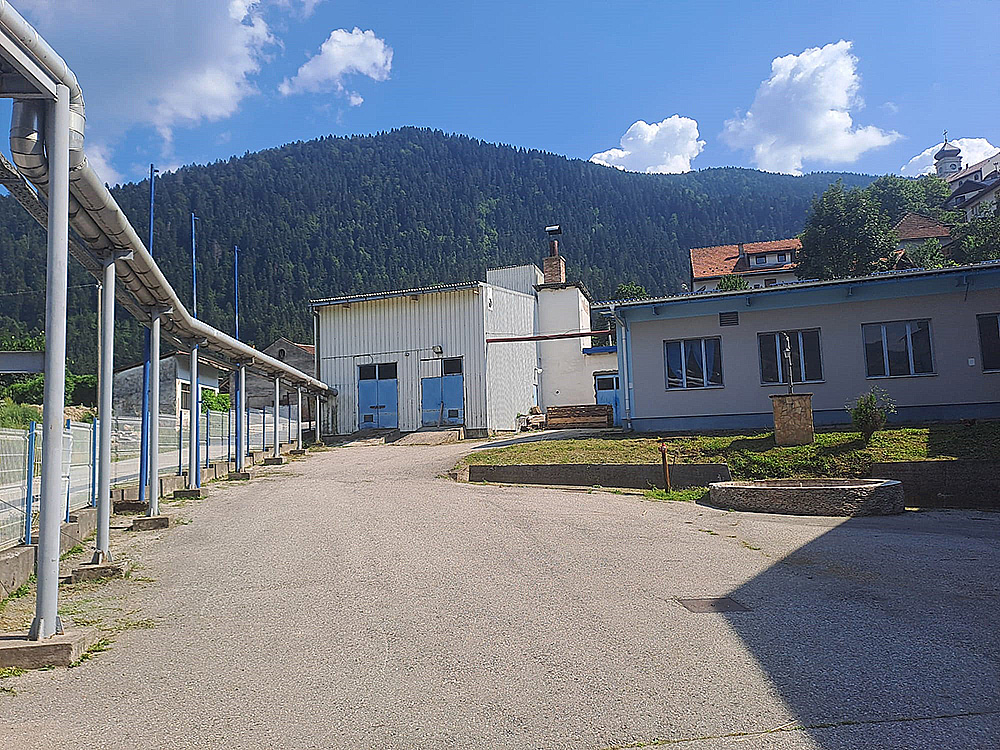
[[934, 132, 962, 177]]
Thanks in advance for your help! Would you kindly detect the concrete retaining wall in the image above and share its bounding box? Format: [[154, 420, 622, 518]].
[[709, 479, 904, 516], [871, 460, 1000, 510], [467, 463, 731, 489]]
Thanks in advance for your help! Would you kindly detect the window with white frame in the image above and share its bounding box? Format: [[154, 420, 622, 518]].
[[664, 337, 723, 389], [978, 313, 1000, 372], [758, 329, 823, 384], [862, 320, 934, 377]]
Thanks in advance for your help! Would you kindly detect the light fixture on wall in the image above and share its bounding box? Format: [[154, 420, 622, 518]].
[[432, 345, 443, 355]]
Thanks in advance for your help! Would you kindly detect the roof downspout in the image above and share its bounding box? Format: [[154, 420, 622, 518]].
[[609, 303, 632, 432]]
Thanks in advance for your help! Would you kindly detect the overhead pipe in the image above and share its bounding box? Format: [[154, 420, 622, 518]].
[[0, 2, 329, 394]]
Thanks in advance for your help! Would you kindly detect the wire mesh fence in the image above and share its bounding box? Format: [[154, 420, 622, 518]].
[[0, 405, 302, 553]]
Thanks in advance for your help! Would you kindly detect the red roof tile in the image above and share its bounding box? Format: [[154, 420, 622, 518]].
[[294, 342, 315, 355], [894, 213, 951, 242], [690, 238, 801, 280]]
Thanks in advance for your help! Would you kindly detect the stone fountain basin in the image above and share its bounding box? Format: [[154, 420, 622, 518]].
[[708, 478, 903, 516]]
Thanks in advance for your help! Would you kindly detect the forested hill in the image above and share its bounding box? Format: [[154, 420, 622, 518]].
[[0, 127, 872, 370]]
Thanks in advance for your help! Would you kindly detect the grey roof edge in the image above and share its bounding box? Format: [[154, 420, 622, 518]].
[[594, 260, 1000, 311], [311, 281, 482, 308]]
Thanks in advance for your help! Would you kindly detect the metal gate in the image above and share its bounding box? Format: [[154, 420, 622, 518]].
[[421, 357, 465, 427], [358, 362, 398, 429], [594, 373, 621, 426]]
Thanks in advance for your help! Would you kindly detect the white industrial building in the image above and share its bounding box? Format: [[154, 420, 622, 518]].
[[312, 234, 621, 436]]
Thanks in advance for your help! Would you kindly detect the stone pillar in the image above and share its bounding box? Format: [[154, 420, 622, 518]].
[[770, 393, 814, 446]]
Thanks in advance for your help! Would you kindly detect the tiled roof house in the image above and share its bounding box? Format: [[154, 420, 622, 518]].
[[689, 238, 801, 291]]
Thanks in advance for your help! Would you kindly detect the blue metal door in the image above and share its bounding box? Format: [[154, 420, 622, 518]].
[[358, 363, 398, 429], [420, 358, 464, 427], [595, 373, 621, 426]]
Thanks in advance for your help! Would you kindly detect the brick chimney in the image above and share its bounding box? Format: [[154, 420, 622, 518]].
[[543, 237, 566, 284]]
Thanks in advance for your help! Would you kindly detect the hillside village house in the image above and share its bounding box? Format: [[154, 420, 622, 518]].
[[601, 261, 1000, 433], [893, 212, 953, 254], [937, 138, 1000, 221], [690, 238, 801, 292], [311, 237, 618, 436], [113, 352, 224, 419], [245, 337, 316, 423]]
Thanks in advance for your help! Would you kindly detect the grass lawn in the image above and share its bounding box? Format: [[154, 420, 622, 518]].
[[461, 422, 1000, 479]]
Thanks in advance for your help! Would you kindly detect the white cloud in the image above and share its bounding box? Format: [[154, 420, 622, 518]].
[[899, 138, 1000, 175], [590, 116, 705, 174], [15, 0, 295, 175], [84, 143, 124, 187], [279, 27, 393, 102], [723, 40, 900, 175]]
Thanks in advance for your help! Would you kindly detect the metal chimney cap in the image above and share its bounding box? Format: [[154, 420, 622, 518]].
[[545, 225, 562, 236]]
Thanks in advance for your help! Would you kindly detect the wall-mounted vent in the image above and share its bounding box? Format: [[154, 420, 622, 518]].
[[719, 311, 739, 327]]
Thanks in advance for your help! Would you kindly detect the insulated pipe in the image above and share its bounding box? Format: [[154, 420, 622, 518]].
[[1, 3, 328, 394], [188, 348, 199, 489], [93, 254, 115, 564], [29, 83, 69, 641], [273, 378, 280, 458], [148, 316, 160, 515]]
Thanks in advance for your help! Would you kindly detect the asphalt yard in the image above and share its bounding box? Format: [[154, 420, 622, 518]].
[[1, 441, 997, 749]]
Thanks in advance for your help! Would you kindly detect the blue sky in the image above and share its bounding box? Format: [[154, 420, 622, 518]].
[[12, 0, 999, 184]]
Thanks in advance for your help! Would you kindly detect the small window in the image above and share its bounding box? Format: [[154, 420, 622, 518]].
[[664, 337, 723, 389], [377, 362, 397, 380], [754, 255, 766, 265], [447, 409, 459, 418], [759, 330, 823, 384], [277, 348, 286, 360], [362, 414, 374, 423], [978, 314, 1000, 371], [776, 253, 786, 263], [764, 278, 777, 287], [596, 376, 616, 391], [359, 364, 376, 380], [443, 358, 463, 375], [862, 320, 934, 377]]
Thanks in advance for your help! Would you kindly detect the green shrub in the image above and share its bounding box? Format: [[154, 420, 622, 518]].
[[716, 274, 750, 291], [201, 390, 230, 413], [0, 398, 41, 429], [848, 387, 896, 444]]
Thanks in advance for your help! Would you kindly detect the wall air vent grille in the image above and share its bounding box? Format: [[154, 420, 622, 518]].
[[719, 311, 739, 327]]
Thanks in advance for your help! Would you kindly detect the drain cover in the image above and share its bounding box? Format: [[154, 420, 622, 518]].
[[675, 597, 749, 613]]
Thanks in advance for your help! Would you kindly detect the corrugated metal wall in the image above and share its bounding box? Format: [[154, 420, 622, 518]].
[[486, 264, 543, 296], [484, 285, 537, 431], [317, 287, 488, 434]]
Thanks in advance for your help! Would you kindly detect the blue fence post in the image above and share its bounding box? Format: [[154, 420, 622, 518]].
[[90, 418, 98, 507], [64, 418, 71, 522], [177, 410, 184, 476], [227, 408, 232, 463], [24, 421, 36, 545]]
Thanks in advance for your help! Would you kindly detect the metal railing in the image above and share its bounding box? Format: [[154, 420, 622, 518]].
[[0, 406, 306, 554]]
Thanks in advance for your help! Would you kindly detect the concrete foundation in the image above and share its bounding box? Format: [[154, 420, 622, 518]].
[[131, 516, 170, 531], [466, 463, 731, 490], [228, 471, 251, 480], [0, 628, 98, 669], [71, 563, 124, 583], [173, 489, 203, 500], [113, 501, 147, 515], [263, 457, 285, 466]]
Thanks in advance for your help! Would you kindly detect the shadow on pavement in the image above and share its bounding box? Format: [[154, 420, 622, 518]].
[[720, 510, 1000, 747]]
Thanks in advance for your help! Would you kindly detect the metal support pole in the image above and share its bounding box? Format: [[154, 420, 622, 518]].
[[138, 331, 150, 504], [238, 366, 247, 469], [188, 347, 200, 488], [177, 410, 183, 476], [296, 388, 303, 449], [92, 253, 115, 566], [30, 84, 70, 640], [272, 378, 280, 457], [148, 316, 160, 515], [315, 394, 321, 443], [23, 421, 36, 545], [64, 418, 71, 523], [205, 410, 210, 468], [89, 417, 97, 507]]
